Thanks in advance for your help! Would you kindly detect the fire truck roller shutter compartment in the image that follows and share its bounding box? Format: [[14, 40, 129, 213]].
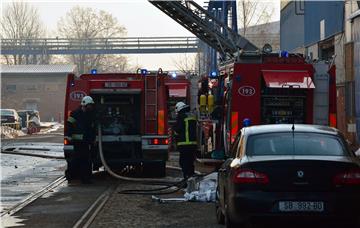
[[261, 70, 315, 125], [91, 91, 142, 170]]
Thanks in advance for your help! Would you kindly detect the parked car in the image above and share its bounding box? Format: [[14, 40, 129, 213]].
[[215, 124, 360, 227], [0, 109, 21, 129]]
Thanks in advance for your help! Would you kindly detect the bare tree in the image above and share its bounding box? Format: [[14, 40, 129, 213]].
[[238, 0, 274, 37], [171, 53, 197, 74], [99, 55, 130, 72], [1, 2, 45, 64], [57, 6, 127, 74]]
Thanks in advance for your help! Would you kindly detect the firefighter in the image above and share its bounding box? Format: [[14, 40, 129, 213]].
[[65, 96, 96, 184], [173, 102, 197, 179]]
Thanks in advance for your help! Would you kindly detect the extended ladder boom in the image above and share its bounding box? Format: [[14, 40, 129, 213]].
[[149, 0, 258, 58]]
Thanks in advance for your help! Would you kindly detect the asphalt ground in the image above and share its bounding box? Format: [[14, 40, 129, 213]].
[[1, 128, 65, 213], [1, 172, 116, 228]]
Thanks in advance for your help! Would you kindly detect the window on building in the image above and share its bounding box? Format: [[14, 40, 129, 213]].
[[24, 84, 40, 91], [6, 84, 16, 92], [357, 1, 360, 9], [45, 84, 58, 92], [320, 20, 325, 41], [319, 38, 334, 61], [25, 102, 38, 111], [345, 81, 355, 117]]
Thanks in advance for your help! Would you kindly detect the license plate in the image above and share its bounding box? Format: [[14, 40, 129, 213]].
[[279, 201, 324, 212]]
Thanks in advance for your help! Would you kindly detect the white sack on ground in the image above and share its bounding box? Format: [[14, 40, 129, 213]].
[[184, 172, 217, 202]]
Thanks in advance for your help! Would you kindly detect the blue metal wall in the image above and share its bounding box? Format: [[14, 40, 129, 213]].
[[304, 1, 344, 46], [280, 1, 304, 51]]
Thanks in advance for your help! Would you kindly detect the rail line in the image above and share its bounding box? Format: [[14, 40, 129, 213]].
[[72, 186, 116, 228], [0, 175, 67, 217]]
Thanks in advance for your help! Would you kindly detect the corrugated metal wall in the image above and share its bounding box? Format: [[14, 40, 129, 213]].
[[280, 1, 304, 51], [304, 1, 344, 46]]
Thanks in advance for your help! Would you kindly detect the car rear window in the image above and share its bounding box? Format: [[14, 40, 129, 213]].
[[246, 133, 347, 156], [1, 110, 13, 116]]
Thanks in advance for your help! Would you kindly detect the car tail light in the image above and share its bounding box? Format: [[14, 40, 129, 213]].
[[334, 169, 360, 185], [153, 138, 159, 145], [233, 169, 269, 184]]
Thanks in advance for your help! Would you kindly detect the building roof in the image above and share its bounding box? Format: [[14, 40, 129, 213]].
[[0, 64, 76, 74]]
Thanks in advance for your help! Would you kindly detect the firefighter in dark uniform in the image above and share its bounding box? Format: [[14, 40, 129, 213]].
[[173, 102, 197, 178], [65, 96, 96, 184]]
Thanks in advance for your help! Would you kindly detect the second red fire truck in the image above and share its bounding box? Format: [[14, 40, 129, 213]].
[[197, 53, 337, 158]]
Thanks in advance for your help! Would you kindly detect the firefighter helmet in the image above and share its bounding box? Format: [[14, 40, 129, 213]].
[[175, 102, 188, 113], [81, 96, 95, 106]]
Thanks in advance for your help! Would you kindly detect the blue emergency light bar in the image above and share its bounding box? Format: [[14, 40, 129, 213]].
[[209, 71, 218, 78], [280, 50, 289, 58], [140, 69, 148, 75], [91, 69, 97, 74]]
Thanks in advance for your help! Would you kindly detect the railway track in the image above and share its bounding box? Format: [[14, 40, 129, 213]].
[[72, 186, 116, 228], [1, 175, 67, 217]]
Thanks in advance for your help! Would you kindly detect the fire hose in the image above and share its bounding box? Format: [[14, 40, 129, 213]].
[[97, 124, 187, 185]]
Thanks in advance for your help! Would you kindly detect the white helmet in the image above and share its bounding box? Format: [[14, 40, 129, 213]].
[[175, 102, 188, 113], [81, 96, 94, 106]]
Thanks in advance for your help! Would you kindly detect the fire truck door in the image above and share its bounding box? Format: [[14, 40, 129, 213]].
[[313, 62, 330, 125]]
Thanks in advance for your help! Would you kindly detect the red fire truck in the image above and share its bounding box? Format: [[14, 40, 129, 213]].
[[198, 54, 337, 157], [148, 1, 337, 159], [63, 69, 169, 173]]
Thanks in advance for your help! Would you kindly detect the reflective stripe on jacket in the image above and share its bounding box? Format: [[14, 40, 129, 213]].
[[176, 113, 197, 146]]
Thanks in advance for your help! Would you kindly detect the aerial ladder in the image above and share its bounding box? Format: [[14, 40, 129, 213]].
[[149, 0, 259, 60]]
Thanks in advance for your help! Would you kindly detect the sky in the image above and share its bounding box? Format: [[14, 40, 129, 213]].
[[1, 0, 280, 70]]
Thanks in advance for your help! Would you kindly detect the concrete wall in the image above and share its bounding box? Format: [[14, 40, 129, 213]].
[[280, 1, 304, 51], [304, 1, 344, 46], [1, 73, 67, 122], [354, 16, 360, 143], [335, 34, 346, 84], [305, 43, 319, 60]]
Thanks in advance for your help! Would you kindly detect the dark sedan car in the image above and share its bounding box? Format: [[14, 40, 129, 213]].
[[1, 109, 21, 129], [216, 124, 360, 227]]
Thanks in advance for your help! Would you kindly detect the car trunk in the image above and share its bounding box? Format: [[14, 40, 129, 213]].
[[246, 156, 359, 192]]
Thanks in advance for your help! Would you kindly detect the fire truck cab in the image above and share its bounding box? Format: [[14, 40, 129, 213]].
[[63, 69, 169, 174]]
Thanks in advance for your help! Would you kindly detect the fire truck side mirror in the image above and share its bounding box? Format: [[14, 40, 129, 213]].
[[68, 73, 75, 87]]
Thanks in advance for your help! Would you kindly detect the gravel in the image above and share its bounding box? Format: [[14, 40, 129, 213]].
[[90, 182, 222, 228]]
